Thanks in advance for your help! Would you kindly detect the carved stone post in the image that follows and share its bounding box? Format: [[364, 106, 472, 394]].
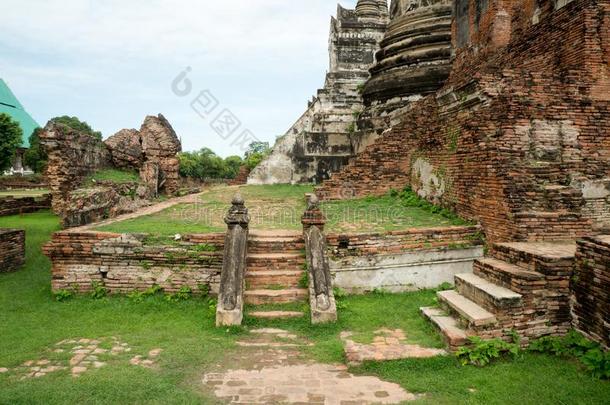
[[216, 194, 249, 327], [302, 194, 337, 324]]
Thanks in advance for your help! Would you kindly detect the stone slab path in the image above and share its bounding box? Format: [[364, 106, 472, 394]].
[[203, 328, 418, 404], [0, 337, 162, 380], [341, 329, 446, 366]]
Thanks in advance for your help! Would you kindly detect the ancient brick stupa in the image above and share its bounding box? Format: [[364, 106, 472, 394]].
[[359, 0, 454, 133]]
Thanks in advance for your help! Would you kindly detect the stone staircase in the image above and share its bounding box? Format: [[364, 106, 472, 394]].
[[245, 231, 308, 320], [422, 240, 576, 350]]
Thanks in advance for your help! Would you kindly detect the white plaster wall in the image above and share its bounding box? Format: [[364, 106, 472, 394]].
[[330, 246, 484, 293]]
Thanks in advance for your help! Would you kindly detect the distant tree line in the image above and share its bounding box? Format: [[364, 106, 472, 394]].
[[3, 111, 272, 181], [178, 141, 271, 180]]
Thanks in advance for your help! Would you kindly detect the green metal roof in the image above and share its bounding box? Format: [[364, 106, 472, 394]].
[[0, 79, 39, 148]]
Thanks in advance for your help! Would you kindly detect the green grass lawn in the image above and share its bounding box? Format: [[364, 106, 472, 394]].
[[0, 189, 49, 197], [85, 169, 141, 185], [1, 211, 608, 404], [96, 185, 471, 237]]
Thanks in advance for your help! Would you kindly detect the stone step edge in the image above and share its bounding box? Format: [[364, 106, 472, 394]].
[[437, 290, 497, 327], [245, 270, 304, 277], [248, 311, 305, 319], [474, 257, 544, 281], [248, 253, 305, 259], [455, 273, 522, 307], [420, 307, 469, 349], [245, 288, 309, 297]]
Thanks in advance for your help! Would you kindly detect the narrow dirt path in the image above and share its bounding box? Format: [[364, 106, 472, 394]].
[[67, 191, 208, 232]]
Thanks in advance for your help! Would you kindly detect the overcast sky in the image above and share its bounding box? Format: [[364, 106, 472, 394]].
[[1, 0, 359, 157]]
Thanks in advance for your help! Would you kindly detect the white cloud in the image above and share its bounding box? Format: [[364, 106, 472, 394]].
[[0, 0, 358, 156]]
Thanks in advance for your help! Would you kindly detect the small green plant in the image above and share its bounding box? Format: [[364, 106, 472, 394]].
[[333, 287, 348, 299], [434, 282, 454, 292], [140, 261, 153, 270], [53, 289, 74, 302], [191, 244, 217, 253], [529, 331, 610, 379], [198, 284, 210, 297], [90, 282, 108, 299], [456, 336, 520, 366], [165, 286, 193, 302], [298, 271, 309, 289], [127, 284, 164, 303], [333, 287, 349, 310]]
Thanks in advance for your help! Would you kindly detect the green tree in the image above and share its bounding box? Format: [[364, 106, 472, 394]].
[[223, 155, 243, 178], [178, 148, 243, 180], [0, 113, 23, 172], [50, 116, 103, 140], [244, 141, 270, 170], [23, 128, 47, 173]]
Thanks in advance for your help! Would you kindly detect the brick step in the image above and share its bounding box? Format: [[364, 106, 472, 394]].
[[437, 290, 497, 328], [244, 288, 308, 305], [474, 258, 545, 293], [247, 253, 306, 269], [248, 246, 304, 252], [245, 270, 304, 289], [248, 311, 305, 320], [491, 241, 576, 275], [455, 273, 522, 312], [420, 307, 469, 349], [248, 244, 304, 254]]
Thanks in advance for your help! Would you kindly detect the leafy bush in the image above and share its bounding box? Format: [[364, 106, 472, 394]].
[[0, 113, 23, 172], [50, 116, 102, 140], [456, 336, 520, 366], [90, 282, 108, 299], [529, 331, 610, 379], [53, 289, 74, 302], [165, 286, 192, 302], [127, 284, 164, 303]]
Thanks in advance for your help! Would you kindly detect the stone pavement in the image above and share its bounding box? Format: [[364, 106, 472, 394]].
[[0, 337, 162, 379], [203, 328, 418, 404], [341, 329, 446, 366]]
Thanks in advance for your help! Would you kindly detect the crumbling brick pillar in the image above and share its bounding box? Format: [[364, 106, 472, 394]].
[[0, 229, 25, 273]]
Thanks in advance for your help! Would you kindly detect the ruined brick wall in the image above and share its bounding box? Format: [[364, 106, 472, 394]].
[[44, 231, 224, 294], [327, 225, 483, 257], [0, 229, 25, 273], [229, 166, 251, 186], [60, 183, 152, 228], [318, 0, 610, 242], [0, 194, 51, 217], [40, 122, 111, 214], [572, 235, 610, 349], [105, 114, 182, 196]]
